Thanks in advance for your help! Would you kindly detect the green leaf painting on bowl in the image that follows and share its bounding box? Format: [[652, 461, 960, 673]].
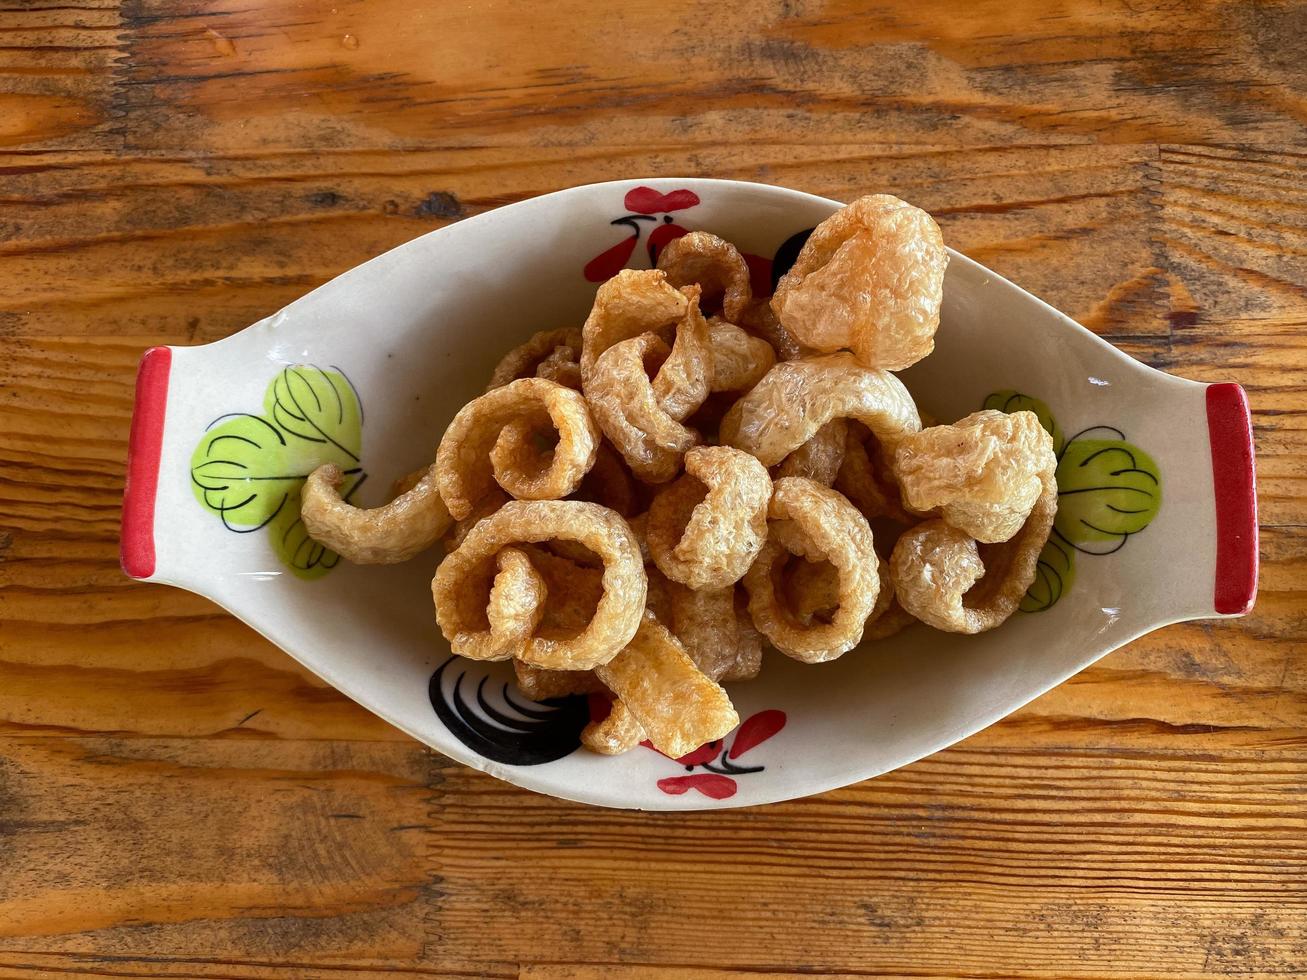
[[190, 365, 365, 580], [982, 394, 1162, 611]]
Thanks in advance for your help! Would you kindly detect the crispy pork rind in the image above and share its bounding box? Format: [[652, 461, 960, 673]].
[[580, 269, 687, 382], [720, 353, 920, 467], [657, 230, 754, 322], [647, 446, 772, 590], [570, 440, 639, 517], [441, 487, 508, 552], [787, 553, 912, 642], [581, 697, 646, 755], [301, 463, 452, 564], [890, 468, 1057, 633], [835, 422, 913, 523], [594, 611, 739, 758], [773, 419, 847, 486], [435, 377, 599, 520], [722, 589, 764, 681], [665, 580, 739, 681], [771, 195, 947, 371], [432, 500, 645, 669], [707, 318, 776, 392], [485, 328, 583, 392], [479, 547, 547, 660], [894, 409, 1055, 543], [743, 477, 880, 663], [584, 332, 699, 483], [513, 659, 605, 700], [649, 287, 711, 422]]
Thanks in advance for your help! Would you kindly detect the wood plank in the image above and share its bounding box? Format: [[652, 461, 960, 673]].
[[0, 737, 454, 964], [0, 143, 1159, 345], [108, 0, 1307, 154], [0, 0, 124, 152]]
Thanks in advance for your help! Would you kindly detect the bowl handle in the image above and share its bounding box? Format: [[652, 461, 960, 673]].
[[1205, 383, 1258, 615], [121, 346, 172, 579]]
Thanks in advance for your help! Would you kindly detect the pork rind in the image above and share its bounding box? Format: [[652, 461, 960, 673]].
[[570, 441, 639, 517], [665, 580, 739, 681], [707, 318, 776, 392], [774, 419, 847, 486], [435, 377, 599, 520], [441, 487, 508, 552], [835, 423, 913, 524], [581, 697, 646, 755], [513, 659, 605, 700], [485, 328, 583, 392], [894, 409, 1055, 543], [787, 553, 912, 642], [579, 269, 688, 379], [720, 353, 920, 467], [743, 477, 880, 663], [432, 500, 645, 669], [647, 446, 772, 590], [771, 194, 947, 371], [656, 230, 754, 323], [889, 468, 1057, 633], [594, 611, 739, 758], [649, 286, 711, 422], [477, 547, 547, 660], [722, 589, 764, 681], [301, 463, 452, 564], [584, 332, 699, 483]]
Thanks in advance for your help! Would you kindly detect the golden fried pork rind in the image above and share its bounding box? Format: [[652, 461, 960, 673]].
[[647, 446, 772, 590], [302, 463, 452, 564], [665, 580, 739, 681], [594, 611, 739, 758], [721, 588, 764, 681], [584, 333, 699, 483], [707, 317, 776, 393], [720, 352, 920, 467], [894, 409, 1055, 543], [774, 418, 847, 486], [835, 422, 914, 524], [649, 286, 711, 422], [743, 477, 880, 663], [513, 659, 605, 700], [435, 377, 599, 520], [657, 230, 754, 323], [478, 547, 547, 660], [771, 195, 947, 371], [580, 269, 687, 379], [581, 697, 646, 755], [889, 468, 1057, 633], [485, 328, 583, 392], [432, 500, 645, 669]]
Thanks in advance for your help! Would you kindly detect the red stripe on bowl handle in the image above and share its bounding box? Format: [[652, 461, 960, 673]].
[[1206, 383, 1258, 615], [121, 347, 172, 579]]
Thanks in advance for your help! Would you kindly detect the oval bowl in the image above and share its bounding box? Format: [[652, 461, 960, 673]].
[[121, 178, 1258, 810]]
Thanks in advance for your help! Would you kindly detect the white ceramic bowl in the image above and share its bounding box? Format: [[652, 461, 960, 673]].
[[121, 179, 1258, 809]]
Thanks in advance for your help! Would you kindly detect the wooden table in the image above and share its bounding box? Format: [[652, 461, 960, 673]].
[[2, 2, 1304, 977]]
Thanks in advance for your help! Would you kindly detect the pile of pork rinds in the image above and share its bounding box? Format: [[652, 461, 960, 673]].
[[299, 194, 1059, 759]]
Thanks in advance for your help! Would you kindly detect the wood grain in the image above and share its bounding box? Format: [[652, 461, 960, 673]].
[[0, 1, 1304, 977]]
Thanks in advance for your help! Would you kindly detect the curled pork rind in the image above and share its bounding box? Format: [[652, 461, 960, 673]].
[[513, 659, 605, 700], [890, 469, 1057, 633], [594, 611, 739, 758], [432, 500, 645, 669], [787, 553, 911, 642], [581, 697, 646, 755], [580, 269, 687, 382], [649, 286, 711, 422], [647, 446, 772, 590], [894, 409, 1055, 543], [720, 352, 920, 467], [479, 547, 547, 660], [302, 463, 452, 564], [485, 328, 583, 392], [771, 194, 947, 371], [657, 230, 754, 323], [743, 477, 880, 663], [707, 318, 776, 393], [774, 419, 847, 486], [835, 423, 913, 524], [435, 377, 599, 520], [665, 580, 738, 681], [584, 333, 699, 483]]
